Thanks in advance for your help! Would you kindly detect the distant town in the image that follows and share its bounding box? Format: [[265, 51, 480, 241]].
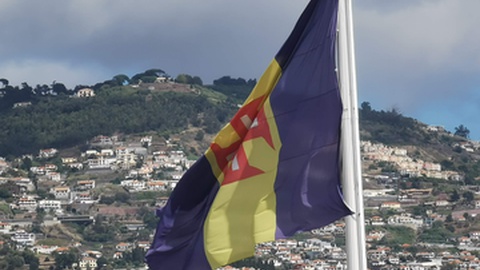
[[1, 124, 480, 269]]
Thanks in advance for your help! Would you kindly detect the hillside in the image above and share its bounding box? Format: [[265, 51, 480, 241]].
[[3, 73, 480, 269], [1, 71, 480, 181], [360, 102, 480, 183], [0, 83, 236, 157]]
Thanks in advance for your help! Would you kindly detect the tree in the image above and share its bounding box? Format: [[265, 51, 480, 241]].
[[463, 191, 475, 204], [99, 195, 115, 205], [412, 205, 426, 217], [454, 124, 470, 138], [54, 251, 77, 270], [130, 248, 146, 266], [144, 68, 165, 77], [114, 191, 130, 203], [194, 130, 204, 141], [360, 101, 373, 119], [175, 74, 193, 84], [450, 189, 460, 202], [131, 69, 165, 84], [112, 74, 130, 86], [142, 209, 159, 230], [0, 78, 9, 87], [83, 221, 117, 242], [22, 249, 38, 263], [6, 254, 25, 269], [192, 76, 203, 85], [96, 256, 109, 269], [440, 160, 455, 171], [0, 78, 8, 87], [52, 82, 68, 95], [21, 156, 33, 171], [445, 214, 453, 223]]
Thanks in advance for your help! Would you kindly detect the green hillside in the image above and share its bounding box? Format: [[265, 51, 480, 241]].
[[0, 84, 236, 157], [359, 102, 480, 183], [2, 71, 480, 182]]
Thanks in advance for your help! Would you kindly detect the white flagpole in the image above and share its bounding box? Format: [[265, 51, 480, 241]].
[[344, 0, 368, 268], [337, 0, 367, 269]]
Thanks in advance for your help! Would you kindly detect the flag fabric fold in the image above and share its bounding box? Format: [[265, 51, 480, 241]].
[[146, 0, 352, 269]]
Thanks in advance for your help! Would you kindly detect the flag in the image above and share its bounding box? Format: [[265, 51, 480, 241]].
[[146, 0, 352, 269]]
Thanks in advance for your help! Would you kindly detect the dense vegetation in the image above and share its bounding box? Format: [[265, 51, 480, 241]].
[[0, 70, 258, 157], [0, 88, 234, 156], [359, 102, 424, 145], [208, 76, 257, 101]]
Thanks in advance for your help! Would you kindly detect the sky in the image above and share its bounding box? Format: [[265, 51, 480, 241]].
[[1, 0, 479, 140]]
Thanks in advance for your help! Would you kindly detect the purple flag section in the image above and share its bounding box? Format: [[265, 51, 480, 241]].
[[270, 0, 351, 238], [146, 0, 352, 268], [145, 156, 218, 269]]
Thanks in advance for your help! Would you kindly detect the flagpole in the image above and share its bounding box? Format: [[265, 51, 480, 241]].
[[337, 0, 367, 269], [344, 0, 368, 268]]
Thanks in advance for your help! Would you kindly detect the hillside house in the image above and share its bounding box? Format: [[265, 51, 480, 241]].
[[13, 102, 32, 108], [76, 88, 95, 98], [87, 155, 116, 169], [0, 222, 12, 234], [77, 256, 97, 270], [116, 242, 133, 252], [380, 201, 401, 210], [46, 171, 61, 181], [52, 186, 71, 200], [32, 245, 59, 255], [14, 196, 37, 211], [76, 180, 96, 190], [39, 148, 58, 158], [61, 157, 77, 164], [38, 200, 62, 211], [11, 230, 36, 246]]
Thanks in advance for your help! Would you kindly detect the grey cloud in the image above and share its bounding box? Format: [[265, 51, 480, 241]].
[[354, 0, 480, 107], [1, 0, 480, 137], [0, 0, 309, 85]]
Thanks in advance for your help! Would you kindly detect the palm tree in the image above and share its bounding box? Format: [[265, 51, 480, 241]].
[[454, 124, 470, 138]]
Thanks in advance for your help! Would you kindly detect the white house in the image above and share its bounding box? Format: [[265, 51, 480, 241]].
[[76, 88, 95, 98], [12, 230, 36, 246], [15, 196, 38, 211], [38, 200, 62, 211], [76, 180, 96, 190], [380, 201, 401, 210], [39, 148, 58, 158], [52, 186, 71, 200], [78, 256, 97, 270], [0, 222, 12, 234]]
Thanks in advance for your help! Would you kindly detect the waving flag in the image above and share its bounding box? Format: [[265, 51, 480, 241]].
[[146, 0, 352, 269]]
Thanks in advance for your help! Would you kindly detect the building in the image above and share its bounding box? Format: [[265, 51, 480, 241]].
[[76, 180, 96, 190], [38, 200, 62, 211], [39, 148, 58, 158], [15, 196, 38, 211], [0, 222, 12, 234], [380, 201, 401, 210], [12, 230, 36, 246], [76, 88, 95, 98], [78, 257, 97, 270], [52, 186, 71, 200]]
